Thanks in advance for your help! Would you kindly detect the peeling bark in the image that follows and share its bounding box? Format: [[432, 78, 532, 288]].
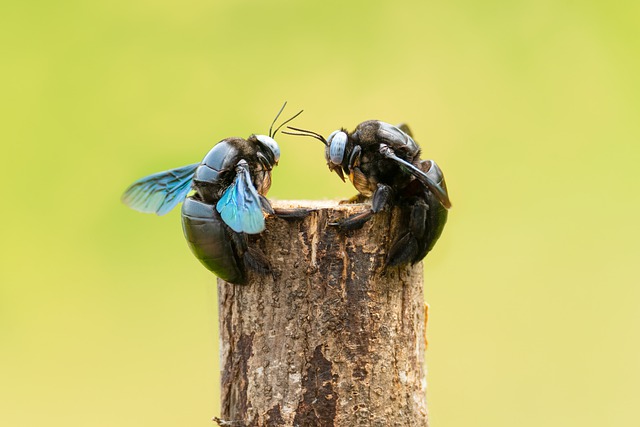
[[217, 201, 428, 426]]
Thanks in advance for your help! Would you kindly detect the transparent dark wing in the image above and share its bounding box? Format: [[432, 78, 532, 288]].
[[121, 163, 199, 215], [215, 167, 265, 234], [377, 121, 419, 154], [396, 123, 413, 137], [380, 148, 452, 209]]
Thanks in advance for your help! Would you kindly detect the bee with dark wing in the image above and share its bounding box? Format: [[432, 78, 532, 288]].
[[285, 120, 451, 266], [122, 104, 306, 284]]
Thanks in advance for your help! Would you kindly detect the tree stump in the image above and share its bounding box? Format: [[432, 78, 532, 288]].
[[216, 201, 428, 426]]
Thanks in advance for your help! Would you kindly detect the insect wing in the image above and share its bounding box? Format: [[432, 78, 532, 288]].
[[404, 160, 451, 208], [122, 163, 199, 215], [396, 123, 413, 137], [380, 148, 452, 209], [215, 168, 265, 234]]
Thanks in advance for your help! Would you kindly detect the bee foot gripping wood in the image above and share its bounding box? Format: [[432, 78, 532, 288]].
[[217, 200, 429, 426]]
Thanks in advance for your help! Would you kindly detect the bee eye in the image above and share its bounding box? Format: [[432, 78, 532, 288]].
[[328, 131, 347, 165], [255, 134, 280, 163]]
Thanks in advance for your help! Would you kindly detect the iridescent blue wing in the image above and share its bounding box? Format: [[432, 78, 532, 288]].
[[121, 163, 199, 215], [215, 167, 265, 234]]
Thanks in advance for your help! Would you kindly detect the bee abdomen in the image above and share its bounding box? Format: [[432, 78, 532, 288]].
[[181, 197, 245, 284]]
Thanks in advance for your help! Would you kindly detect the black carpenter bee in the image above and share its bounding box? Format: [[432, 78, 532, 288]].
[[122, 104, 306, 284], [285, 120, 451, 266]]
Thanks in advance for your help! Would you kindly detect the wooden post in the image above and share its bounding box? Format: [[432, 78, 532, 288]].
[[216, 201, 428, 426]]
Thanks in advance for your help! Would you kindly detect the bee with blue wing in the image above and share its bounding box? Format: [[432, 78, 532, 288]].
[[122, 104, 306, 284]]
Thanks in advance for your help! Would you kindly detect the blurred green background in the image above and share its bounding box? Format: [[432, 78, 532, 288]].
[[1, 0, 638, 425]]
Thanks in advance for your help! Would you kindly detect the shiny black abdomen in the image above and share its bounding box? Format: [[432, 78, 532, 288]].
[[420, 190, 448, 260], [181, 197, 245, 284], [386, 181, 448, 266]]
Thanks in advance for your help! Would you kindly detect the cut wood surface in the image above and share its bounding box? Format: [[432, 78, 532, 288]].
[[217, 200, 428, 426]]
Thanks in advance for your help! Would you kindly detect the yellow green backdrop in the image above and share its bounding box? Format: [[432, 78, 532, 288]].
[[2, 1, 638, 426]]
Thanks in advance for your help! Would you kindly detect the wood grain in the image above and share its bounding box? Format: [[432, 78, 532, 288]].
[[217, 200, 428, 426]]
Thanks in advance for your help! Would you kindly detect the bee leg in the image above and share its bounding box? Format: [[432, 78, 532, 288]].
[[259, 195, 310, 220], [338, 193, 368, 205], [268, 200, 312, 220], [332, 209, 375, 230], [274, 208, 311, 220], [371, 183, 393, 213], [334, 184, 392, 230], [385, 233, 419, 267], [386, 198, 428, 266], [229, 230, 270, 277], [259, 195, 276, 214], [244, 247, 271, 275]]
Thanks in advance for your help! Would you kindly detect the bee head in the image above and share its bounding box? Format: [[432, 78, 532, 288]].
[[325, 130, 348, 181], [255, 134, 281, 165]]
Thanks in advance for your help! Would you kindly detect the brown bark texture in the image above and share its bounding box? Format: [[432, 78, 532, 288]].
[[217, 201, 428, 427]]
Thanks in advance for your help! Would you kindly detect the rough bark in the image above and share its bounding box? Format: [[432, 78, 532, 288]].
[[217, 201, 428, 427]]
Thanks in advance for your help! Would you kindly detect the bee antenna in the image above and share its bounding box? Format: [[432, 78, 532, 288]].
[[283, 126, 327, 146], [269, 102, 288, 138], [272, 109, 304, 137]]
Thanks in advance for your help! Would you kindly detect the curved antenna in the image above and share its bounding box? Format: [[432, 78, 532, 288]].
[[272, 109, 304, 137], [282, 126, 327, 146], [268, 102, 288, 138]]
